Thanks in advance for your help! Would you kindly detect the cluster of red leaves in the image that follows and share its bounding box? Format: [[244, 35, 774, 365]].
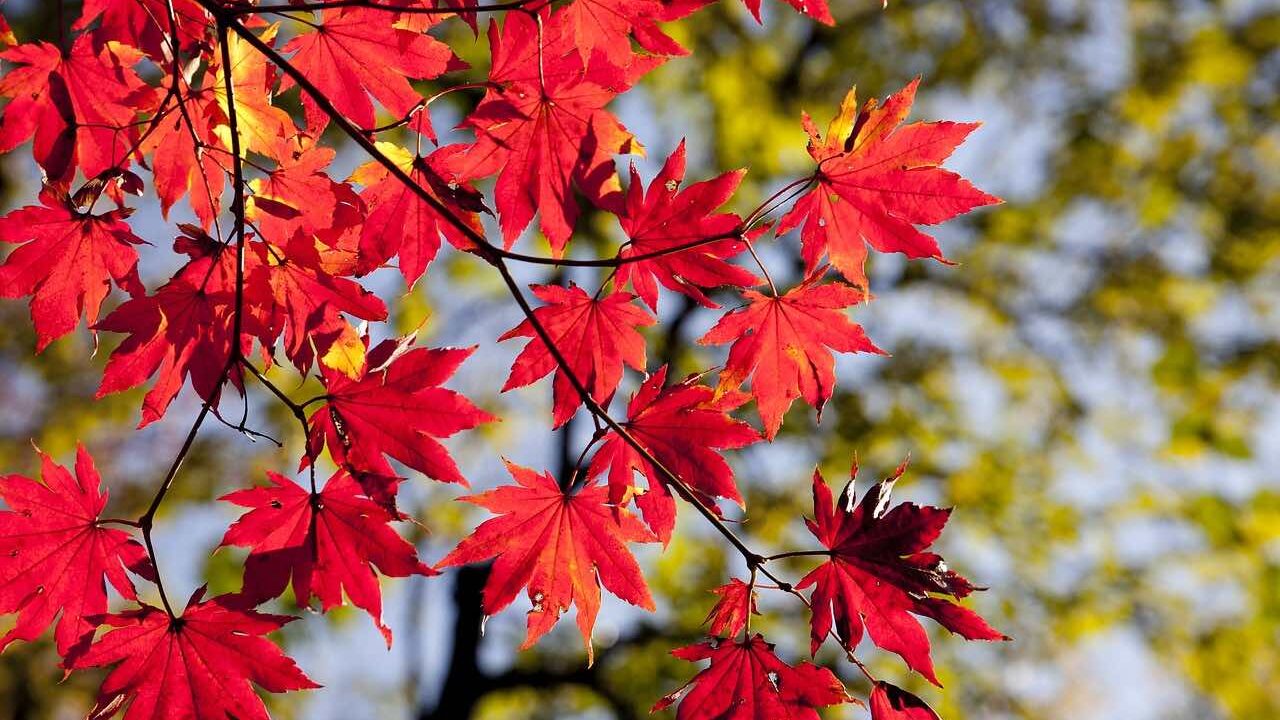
[[0, 0, 1001, 718]]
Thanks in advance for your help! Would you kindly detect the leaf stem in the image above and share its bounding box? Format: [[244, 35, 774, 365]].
[[743, 238, 777, 296]]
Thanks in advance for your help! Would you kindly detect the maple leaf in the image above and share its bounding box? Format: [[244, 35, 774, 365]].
[[245, 139, 354, 242], [558, 0, 687, 69], [615, 141, 759, 310], [0, 445, 152, 659], [437, 461, 656, 664], [870, 682, 941, 720], [71, 589, 318, 720], [777, 79, 1001, 289], [142, 86, 227, 229], [654, 635, 853, 719], [208, 23, 295, 159], [587, 366, 759, 542], [441, 13, 654, 255], [220, 471, 433, 646], [250, 233, 388, 374], [96, 227, 257, 427], [705, 578, 760, 638], [699, 272, 884, 440], [499, 283, 655, 427], [349, 142, 487, 286], [305, 338, 495, 485], [282, 8, 461, 132], [0, 189, 146, 352], [75, 0, 209, 60], [797, 460, 1007, 685], [0, 35, 154, 183]]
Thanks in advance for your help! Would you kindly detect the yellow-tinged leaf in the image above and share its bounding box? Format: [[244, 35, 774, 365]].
[[318, 323, 366, 380]]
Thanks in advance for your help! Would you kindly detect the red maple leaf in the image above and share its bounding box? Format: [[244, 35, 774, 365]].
[[71, 589, 318, 720], [250, 232, 388, 374], [699, 272, 884, 440], [500, 283, 655, 427], [244, 139, 355, 244], [281, 8, 461, 132], [705, 578, 760, 638], [654, 635, 853, 719], [437, 461, 656, 664], [0, 189, 146, 351], [777, 79, 1000, 289], [588, 366, 759, 542], [142, 86, 227, 229], [349, 142, 487, 286], [0, 35, 154, 184], [557, 0, 687, 69], [0, 445, 152, 659], [797, 460, 1007, 684], [96, 228, 257, 427], [441, 13, 654, 255], [75, 0, 208, 60], [220, 471, 433, 645], [615, 140, 759, 310], [305, 337, 495, 484], [870, 682, 941, 720]]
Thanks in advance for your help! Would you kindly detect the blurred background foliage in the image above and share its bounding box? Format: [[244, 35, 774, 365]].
[[1, 1, 1278, 719]]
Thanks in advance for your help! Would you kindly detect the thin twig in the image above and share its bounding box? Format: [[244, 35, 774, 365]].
[[139, 397, 218, 617]]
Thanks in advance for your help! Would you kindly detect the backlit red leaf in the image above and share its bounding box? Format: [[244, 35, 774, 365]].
[[797, 460, 1007, 684], [244, 140, 356, 244], [142, 87, 227, 229], [250, 233, 388, 374], [699, 273, 883, 439], [0, 36, 154, 183], [95, 228, 256, 427], [615, 141, 758, 310], [441, 13, 654, 255], [654, 634, 852, 719], [220, 471, 433, 645], [0, 189, 145, 351], [500, 283, 655, 427], [75, 0, 208, 60], [0, 445, 152, 659], [305, 338, 495, 484], [558, 0, 687, 68], [588, 367, 759, 542], [705, 578, 760, 638], [282, 8, 461, 132], [777, 79, 1000, 289], [71, 590, 318, 720], [349, 142, 487, 285], [437, 461, 656, 663], [208, 24, 295, 160]]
